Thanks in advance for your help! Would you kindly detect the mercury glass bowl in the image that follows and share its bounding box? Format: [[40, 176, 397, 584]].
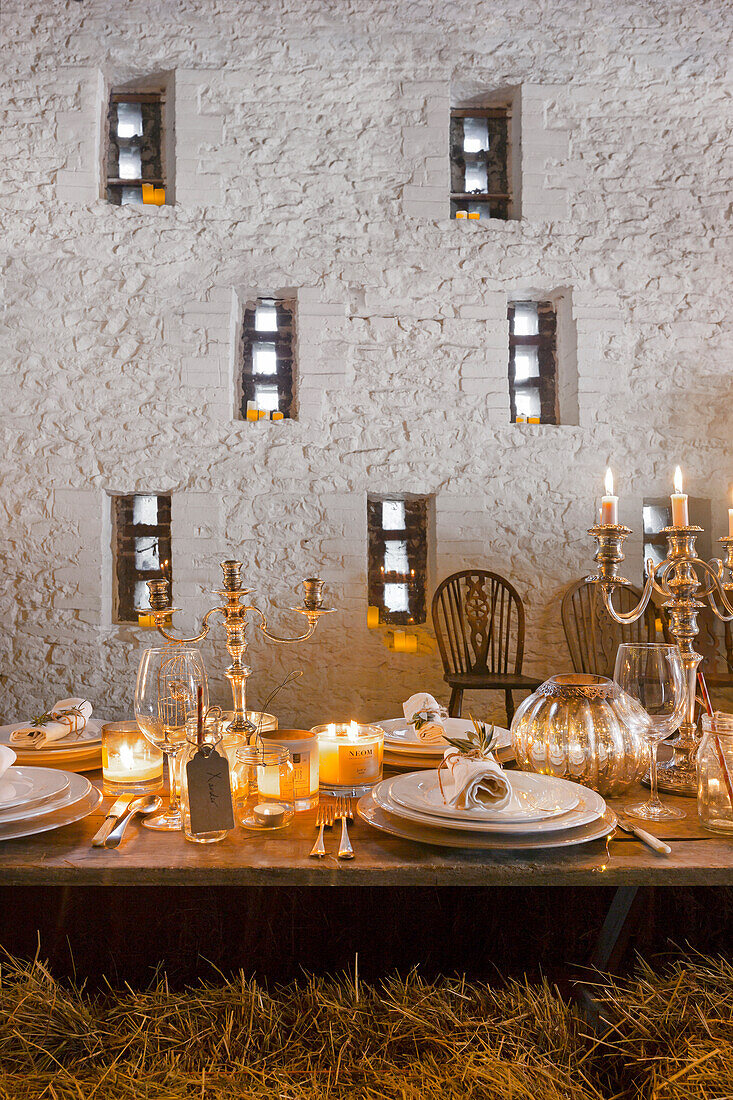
[[510, 674, 651, 796]]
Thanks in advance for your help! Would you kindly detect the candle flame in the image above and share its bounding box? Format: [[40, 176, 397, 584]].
[[674, 465, 683, 494], [349, 720, 359, 739], [120, 743, 135, 770], [604, 467, 614, 496]]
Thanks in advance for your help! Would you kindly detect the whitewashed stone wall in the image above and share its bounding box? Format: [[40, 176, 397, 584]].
[[1, 0, 732, 727]]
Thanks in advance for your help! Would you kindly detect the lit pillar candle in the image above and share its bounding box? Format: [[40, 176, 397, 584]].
[[671, 465, 689, 526], [600, 468, 618, 525]]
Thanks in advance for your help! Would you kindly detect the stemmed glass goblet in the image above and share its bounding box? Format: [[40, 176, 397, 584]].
[[614, 643, 686, 821], [134, 646, 208, 831]]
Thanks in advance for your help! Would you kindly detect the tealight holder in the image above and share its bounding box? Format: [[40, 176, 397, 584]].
[[101, 721, 164, 796], [233, 745, 295, 830], [313, 722, 384, 798]]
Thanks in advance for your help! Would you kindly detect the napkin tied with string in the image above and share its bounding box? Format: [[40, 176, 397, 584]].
[[402, 692, 447, 744], [440, 748, 511, 810], [10, 698, 93, 750]]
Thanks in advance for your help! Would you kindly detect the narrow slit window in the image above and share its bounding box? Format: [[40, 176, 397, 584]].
[[367, 496, 428, 625], [508, 300, 558, 424], [240, 298, 296, 419], [450, 107, 511, 221], [113, 493, 172, 622], [107, 90, 166, 206]]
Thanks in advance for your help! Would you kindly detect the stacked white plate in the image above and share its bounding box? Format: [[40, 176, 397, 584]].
[[379, 717, 514, 771], [358, 769, 616, 850], [0, 720, 104, 773], [0, 765, 102, 841]]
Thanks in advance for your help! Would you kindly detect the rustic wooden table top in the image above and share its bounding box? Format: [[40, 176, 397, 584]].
[[1, 770, 731, 886]]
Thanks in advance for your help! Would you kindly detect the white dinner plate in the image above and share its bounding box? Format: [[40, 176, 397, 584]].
[[389, 770, 581, 824], [378, 718, 511, 756], [0, 718, 104, 750], [373, 777, 605, 835], [0, 778, 102, 842], [0, 767, 70, 813], [358, 790, 617, 850], [0, 771, 91, 826]]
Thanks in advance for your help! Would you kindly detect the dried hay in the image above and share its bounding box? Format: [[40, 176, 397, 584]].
[[0, 951, 731, 1099], [591, 954, 733, 1100]]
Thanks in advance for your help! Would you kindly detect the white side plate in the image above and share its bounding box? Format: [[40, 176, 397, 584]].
[[0, 781, 101, 842], [0, 771, 91, 825], [0, 767, 70, 813], [389, 770, 582, 824], [358, 790, 616, 849]]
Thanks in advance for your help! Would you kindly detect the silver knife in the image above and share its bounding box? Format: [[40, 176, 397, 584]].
[[616, 813, 672, 856], [91, 795, 132, 847]]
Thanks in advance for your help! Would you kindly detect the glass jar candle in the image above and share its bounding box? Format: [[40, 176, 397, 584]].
[[260, 729, 318, 810], [221, 711, 278, 772], [101, 721, 163, 796], [179, 717, 233, 844], [313, 722, 384, 797], [698, 712, 733, 835], [233, 745, 295, 830]]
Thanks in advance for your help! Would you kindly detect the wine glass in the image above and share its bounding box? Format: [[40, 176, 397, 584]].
[[134, 646, 208, 831], [614, 643, 686, 821]]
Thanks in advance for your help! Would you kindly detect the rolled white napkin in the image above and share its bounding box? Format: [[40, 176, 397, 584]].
[[52, 698, 93, 732], [10, 697, 93, 750], [403, 692, 447, 744], [441, 749, 511, 811]]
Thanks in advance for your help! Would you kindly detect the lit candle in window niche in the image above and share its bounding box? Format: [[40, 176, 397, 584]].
[[671, 466, 689, 527], [601, 468, 618, 525]]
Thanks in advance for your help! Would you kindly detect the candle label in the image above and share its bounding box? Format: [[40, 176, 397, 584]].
[[186, 748, 234, 834], [337, 743, 381, 784], [291, 750, 314, 798]]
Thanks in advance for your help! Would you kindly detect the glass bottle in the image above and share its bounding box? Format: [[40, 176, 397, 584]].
[[179, 716, 232, 844], [233, 745, 295, 830], [698, 712, 733, 835]]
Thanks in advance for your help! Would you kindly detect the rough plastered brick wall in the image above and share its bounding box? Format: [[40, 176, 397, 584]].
[[1, 0, 732, 727]]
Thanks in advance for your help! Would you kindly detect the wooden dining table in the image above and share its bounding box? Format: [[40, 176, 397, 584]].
[[0, 771, 731, 998]]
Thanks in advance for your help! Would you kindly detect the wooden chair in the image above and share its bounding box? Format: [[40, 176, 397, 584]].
[[561, 578, 657, 678], [432, 570, 543, 724]]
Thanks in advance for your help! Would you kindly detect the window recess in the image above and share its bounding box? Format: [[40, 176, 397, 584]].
[[240, 298, 295, 420], [106, 91, 167, 206], [367, 497, 428, 625], [450, 107, 511, 220], [112, 494, 172, 622], [508, 300, 558, 424]]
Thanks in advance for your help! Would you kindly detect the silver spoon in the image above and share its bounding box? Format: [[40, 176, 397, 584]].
[[104, 795, 162, 848]]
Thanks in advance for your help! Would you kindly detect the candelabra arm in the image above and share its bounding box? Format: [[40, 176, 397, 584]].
[[707, 583, 733, 622], [250, 604, 318, 645], [150, 607, 222, 646], [600, 570, 656, 626]]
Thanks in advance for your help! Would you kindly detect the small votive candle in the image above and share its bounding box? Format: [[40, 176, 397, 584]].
[[313, 721, 384, 797], [260, 729, 319, 810], [101, 721, 164, 795], [234, 746, 295, 831]]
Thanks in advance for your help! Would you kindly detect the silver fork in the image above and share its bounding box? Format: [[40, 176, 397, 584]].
[[336, 797, 355, 860], [309, 800, 335, 858]]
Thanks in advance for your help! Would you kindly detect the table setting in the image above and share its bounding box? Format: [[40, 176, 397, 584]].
[[3, 473, 733, 869]]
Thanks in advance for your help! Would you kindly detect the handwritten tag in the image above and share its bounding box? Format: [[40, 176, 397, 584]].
[[186, 748, 234, 834]]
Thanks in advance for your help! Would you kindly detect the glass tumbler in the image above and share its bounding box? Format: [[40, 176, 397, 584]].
[[698, 712, 733, 835], [233, 746, 294, 830]]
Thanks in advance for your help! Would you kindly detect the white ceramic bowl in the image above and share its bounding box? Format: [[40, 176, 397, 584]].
[[0, 744, 17, 782]]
